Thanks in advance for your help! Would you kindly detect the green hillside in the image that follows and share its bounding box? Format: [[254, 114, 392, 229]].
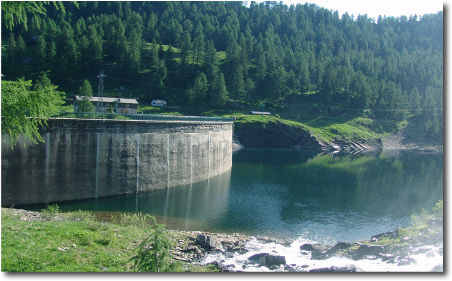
[[1, 1, 443, 145]]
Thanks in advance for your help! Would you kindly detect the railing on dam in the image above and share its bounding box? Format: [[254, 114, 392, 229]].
[[53, 111, 235, 122]]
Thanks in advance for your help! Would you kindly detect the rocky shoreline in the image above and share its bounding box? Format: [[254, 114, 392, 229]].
[[168, 224, 443, 272], [169, 230, 292, 267]]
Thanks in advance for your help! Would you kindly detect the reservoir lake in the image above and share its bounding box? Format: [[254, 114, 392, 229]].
[[30, 148, 443, 246]]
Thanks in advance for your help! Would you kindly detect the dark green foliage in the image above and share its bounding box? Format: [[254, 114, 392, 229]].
[[188, 72, 208, 114], [77, 80, 94, 113], [130, 217, 179, 272], [1, 1, 442, 139]]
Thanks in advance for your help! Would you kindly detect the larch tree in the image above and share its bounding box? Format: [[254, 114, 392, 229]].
[[1, 1, 68, 148], [77, 80, 95, 113]]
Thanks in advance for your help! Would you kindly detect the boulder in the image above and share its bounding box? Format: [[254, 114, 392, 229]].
[[208, 261, 234, 272], [431, 264, 443, 272], [196, 234, 222, 250], [397, 256, 416, 266], [378, 253, 396, 262], [300, 243, 330, 260], [248, 253, 269, 262], [259, 254, 286, 268], [371, 229, 399, 242], [300, 243, 329, 252], [182, 246, 201, 254], [325, 242, 357, 255], [354, 245, 388, 260], [309, 265, 362, 272]]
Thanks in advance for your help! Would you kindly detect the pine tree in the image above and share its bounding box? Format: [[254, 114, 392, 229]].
[[78, 35, 90, 70], [179, 31, 192, 67], [203, 40, 217, 67], [231, 65, 246, 100], [88, 25, 103, 65], [188, 72, 208, 114], [34, 35, 46, 72], [115, 20, 129, 67], [6, 33, 16, 68], [149, 39, 160, 67], [77, 80, 95, 112], [410, 86, 421, 113], [16, 34, 26, 63], [192, 22, 205, 65], [33, 74, 52, 91], [145, 12, 158, 42], [47, 40, 57, 70], [211, 73, 229, 108], [127, 28, 143, 75]]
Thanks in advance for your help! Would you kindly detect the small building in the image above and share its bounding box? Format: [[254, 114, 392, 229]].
[[74, 96, 139, 114], [151, 100, 167, 107], [250, 111, 272, 116]]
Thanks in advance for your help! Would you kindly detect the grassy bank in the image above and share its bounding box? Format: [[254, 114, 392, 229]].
[[222, 112, 390, 149], [1, 206, 217, 272]]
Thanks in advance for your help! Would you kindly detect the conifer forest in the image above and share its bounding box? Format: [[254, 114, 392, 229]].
[[1, 1, 443, 140]]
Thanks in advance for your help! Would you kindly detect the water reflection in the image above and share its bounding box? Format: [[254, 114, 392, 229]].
[[31, 148, 443, 244], [230, 149, 442, 242], [53, 169, 232, 232]]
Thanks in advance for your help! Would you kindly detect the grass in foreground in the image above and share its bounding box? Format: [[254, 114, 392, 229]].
[[1, 206, 216, 272]]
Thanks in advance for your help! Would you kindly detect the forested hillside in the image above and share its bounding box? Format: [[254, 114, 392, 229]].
[[1, 1, 443, 140]]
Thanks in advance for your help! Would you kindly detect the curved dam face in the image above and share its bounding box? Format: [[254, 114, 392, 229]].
[[1, 118, 233, 206]]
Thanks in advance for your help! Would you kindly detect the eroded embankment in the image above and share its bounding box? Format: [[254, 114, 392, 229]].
[[233, 119, 330, 150], [233, 118, 383, 152]]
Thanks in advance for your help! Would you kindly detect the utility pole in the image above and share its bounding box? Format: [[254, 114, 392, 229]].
[[97, 70, 105, 113]]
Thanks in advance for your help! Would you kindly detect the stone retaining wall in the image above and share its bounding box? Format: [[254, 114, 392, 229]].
[[1, 118, 233, 206]]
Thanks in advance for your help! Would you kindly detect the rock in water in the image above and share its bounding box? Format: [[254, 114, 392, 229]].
[[300, 243, 329, 260], [259, 254, 286, 268], [300, 243, 329, 252], [309, 265, 362, 272], [196, 234, 222, 250], [325, 242, 356, 255], [371, 229, 399, 242], [248, 253, 270, 262], [354, 245, 388, 260]]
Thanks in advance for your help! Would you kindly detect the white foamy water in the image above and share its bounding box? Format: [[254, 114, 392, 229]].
[[199, 237, 443, 272]]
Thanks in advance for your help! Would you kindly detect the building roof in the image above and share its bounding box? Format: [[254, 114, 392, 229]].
[[75, 96, 139, 104], [250, 111, 272, 115]]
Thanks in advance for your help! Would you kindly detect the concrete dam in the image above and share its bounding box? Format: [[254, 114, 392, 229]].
[[1, 118, 234, 206]]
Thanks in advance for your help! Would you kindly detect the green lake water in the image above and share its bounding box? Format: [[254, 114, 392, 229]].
[[34, 148, 443, 244]]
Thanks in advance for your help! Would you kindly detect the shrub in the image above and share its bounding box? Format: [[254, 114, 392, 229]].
[[65, 210, 94, 222], [118, 212, 154, 229], [41, 204, 61, 221], [69, 230, 95, 246], [131, 221, 180, 272], [410, 199, 443, 228]]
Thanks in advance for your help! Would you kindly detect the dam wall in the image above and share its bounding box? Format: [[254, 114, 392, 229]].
[[1, 118, 233, 206]]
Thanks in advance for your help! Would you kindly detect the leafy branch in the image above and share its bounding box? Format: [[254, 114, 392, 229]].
[[1, 1, 72, 30], [1, 79, 64, 147]]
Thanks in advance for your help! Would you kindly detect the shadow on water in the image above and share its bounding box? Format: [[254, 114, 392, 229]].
[[22, 148, 443, 244]]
